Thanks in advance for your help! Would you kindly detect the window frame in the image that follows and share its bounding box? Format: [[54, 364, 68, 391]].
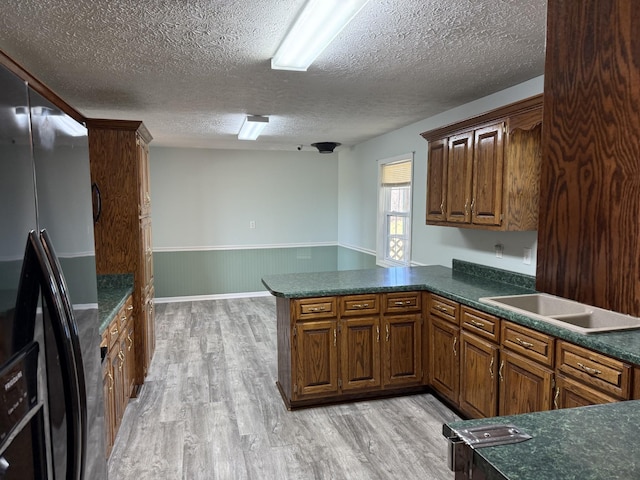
[[376, 153, 414, 267]]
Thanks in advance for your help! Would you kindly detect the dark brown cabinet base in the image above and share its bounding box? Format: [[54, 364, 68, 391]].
[[276, 293, 425, 409]]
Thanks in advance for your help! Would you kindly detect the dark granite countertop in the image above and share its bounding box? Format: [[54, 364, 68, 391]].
[[262, 260, 640, 365], [97, 273, 134, 334], [444, 400, 640, 480]]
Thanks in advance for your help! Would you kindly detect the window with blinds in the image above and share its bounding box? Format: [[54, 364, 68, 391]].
[[377, 155, 413, 267]]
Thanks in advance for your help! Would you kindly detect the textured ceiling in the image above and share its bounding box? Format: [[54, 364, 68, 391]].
[[0, 0, 547, 151]]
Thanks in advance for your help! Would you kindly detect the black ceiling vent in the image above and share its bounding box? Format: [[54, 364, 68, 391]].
[[311, 142, 341, 154]]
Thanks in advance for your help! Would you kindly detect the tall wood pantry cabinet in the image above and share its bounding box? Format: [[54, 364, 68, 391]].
[[537, 0, 640, 316], [87, 119, 155, 387]]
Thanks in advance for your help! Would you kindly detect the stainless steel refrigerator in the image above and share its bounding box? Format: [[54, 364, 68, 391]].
[[0, 61, 107, 479]]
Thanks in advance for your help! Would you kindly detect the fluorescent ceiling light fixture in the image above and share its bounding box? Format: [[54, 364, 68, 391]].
[[271, 0, 370, 71], [238, 115, 269, 140], [53, 115, 87, 137]]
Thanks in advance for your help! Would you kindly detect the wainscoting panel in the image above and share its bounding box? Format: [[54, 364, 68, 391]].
[[153, 246, 376, 298]]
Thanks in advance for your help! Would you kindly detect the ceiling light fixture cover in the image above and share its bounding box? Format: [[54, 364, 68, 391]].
[[15, 106, 87, 137], [238, 115, 269, 140], [271, 0, 370, 71], [311, 142, 341, 153]]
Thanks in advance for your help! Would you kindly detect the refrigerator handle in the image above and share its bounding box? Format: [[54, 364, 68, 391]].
[[32, 231, 85, 480], [91, 183, 102, 224]]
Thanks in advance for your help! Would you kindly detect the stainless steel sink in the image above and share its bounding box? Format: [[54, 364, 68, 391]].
[[479, 293, 640, 334]]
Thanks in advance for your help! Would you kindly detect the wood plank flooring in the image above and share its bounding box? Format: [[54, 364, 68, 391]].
[[108, 297, 459, 479]]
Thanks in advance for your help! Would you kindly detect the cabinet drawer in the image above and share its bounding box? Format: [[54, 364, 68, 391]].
[[101, 329, 109, 351], [428, 294, 459, 325], [119, 297, 134, 329], [383, 292, 421, 313], [294, 297, 337, 320], [340, 294, 380, 316], [556, 341, 631, 399], [108, 316, 121, 350], [461, 306, 499, 342], [501, 321, 554, 368]]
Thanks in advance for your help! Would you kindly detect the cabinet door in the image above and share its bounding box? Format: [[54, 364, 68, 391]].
[[125, 317, 136, 399], [382, 314, 422, 387], [499, 349, 553, 416], [118, 334, 129, 414], [554, 373, 618, 409], [341, 317, 381, 391], [137, 133, 151, 217], [426, 138, 448, 222], [140, 217, 154, 290], [459, 331, 499, 418], [110, 345, 124, 434], [429, 316, 460, 405], [472, 122, 504, 226], [102, 358, 114, 457], [294, 320, 339, 398], [446, 132, 473, 223], [142, 287, 156, 378]]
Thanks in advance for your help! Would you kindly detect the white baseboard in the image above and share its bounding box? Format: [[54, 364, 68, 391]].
[[154, 290, 273, 304]]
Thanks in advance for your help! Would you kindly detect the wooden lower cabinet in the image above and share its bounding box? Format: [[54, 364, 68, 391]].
[[429, 316, 460, 406], [498, 349, 554, 416], [124, 313, 136, 399], [280, 293, 425, 408], [341, 316, 381, 391], [554, 373, 618, 409], [101, 295, 136, 457], [142, 286, 155, 378], [459, 331, 499, 418], [382, 314, 422, 387], [294, 319, 339, 398], [102, 349, 115, 457]]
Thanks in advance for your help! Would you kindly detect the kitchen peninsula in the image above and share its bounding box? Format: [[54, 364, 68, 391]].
[[263, 261, 640, 409], [264, 261, 640, 477]]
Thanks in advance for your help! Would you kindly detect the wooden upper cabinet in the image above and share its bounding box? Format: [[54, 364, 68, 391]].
[[446, 132, 474, 224], [138, 134, 151, 217], [472, 123, 504, 226], [421, 94, 542, 231], [426, 139, 448, 222]]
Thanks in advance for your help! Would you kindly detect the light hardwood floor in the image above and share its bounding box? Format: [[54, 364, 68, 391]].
[[108, 297, 459, 479]]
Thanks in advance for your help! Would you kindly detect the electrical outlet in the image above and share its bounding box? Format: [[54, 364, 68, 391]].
[[249, 220, 256, 229], [523, 247, 532, 265], [495, 243, 503, 259]]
